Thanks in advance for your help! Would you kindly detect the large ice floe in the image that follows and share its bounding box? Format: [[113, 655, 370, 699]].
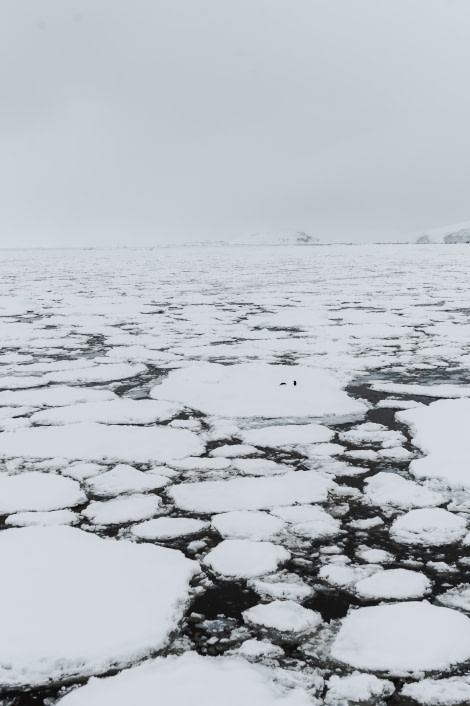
[[0, 422, 203, 463], [390, 508, 467, 546], [152, 362, 366, 418], [0, 526, 197, 687], [57, 652, 313, 706], [398, 398, 470, 487], [331, 602, 470, 675]]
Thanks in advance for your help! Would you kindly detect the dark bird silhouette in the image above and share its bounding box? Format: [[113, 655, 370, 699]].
[[279, 382, 286, 386], [293, 380, 297, 386]]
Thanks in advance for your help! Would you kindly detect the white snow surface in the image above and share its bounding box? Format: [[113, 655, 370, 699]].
[[57, 652, 312, 706], [402, 677, 470, 705], [331, 602, 470, 675], [398, 399, 470, 487], [85, 464, 169, 497], [326, 673, 395, 704], [30, 399, 182, 425], [169, 470, 334, 513], [0, 386, 117, 407], [354, 569, 431, 600], [0, 422, 203, 462], [363, 472, 445, 510], [152, 363, 366, 418], [391, 508, 467, 546], [241, 423, 333, 447], [243, 600, 322, 633], [0, 472, 85, 513], [204, 539, 290, 578], [0, 526, 197, 687], [211, 511, 286, 540], [131, 517, 208, 540], [83, 494, 161, 525]]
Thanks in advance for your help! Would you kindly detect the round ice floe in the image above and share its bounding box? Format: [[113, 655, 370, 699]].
[[204, 539, 290, 578], [0, 386, 117, 407], [391, 508, 467, 546], [131, 517, 209, 540], [249, 577, 313, 601], [45, 362, 146, 384], [325, 673, 395, 704], [241, 423, 333, 447], [355, 547, 394, 564], [236, 639, 284, 659], [402, 676, 470, 704], [319, 564, 382, 590], [290, 507, 341, 541], [0, 472, 85, 514], [57, 652, 312, 706], [0, 423, 204, 463], [152, 362, 366, 418], [0, 526, 197, 687], [436, 584, 470, 613], [211, 511, 286, 540], [354, 569, 431, 600], [85, 464, 169, 497], [243, 600, 322, 633], [83, 494, 161, 525], [331, 602, 470, 675], [364, 472, 445, 510]]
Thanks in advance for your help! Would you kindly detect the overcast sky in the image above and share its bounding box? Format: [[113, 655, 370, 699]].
[[1, 0, 469, 246]]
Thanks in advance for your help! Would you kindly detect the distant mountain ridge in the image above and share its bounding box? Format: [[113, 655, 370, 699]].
[[416, 220, 470, 243]]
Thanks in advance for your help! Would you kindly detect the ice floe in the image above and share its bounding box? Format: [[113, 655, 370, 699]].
[[0, 526, 197, 687], [0, 472, 85, 514], [0, 422, 203, 463], [152, 363, 366, 418], [243, 600, 322, 634], [30, 399, 182, 425], [241, 423, 334, 447], [5, 509, 78, 526], [331, 601, 470, 675], [0, 386, 117, 407], [436, 584, 470, 613], [325, 673, 395, 704], [204, 539, 290, 578], [57, 652, 312, 706], [390, 508, 467, 546], [83, 494, 161, 525], [363, 471, 445, 510], [131, 517, 209, 540], [398, 399, 470, 487], [354, 568, 431, 600], [211, 511, 286, 540], [85, 464, 169, 497], [402, 676, 470, 704], [169, 471, 334, 513]]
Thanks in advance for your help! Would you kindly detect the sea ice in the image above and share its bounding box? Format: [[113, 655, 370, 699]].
[[83, 494, 161, 525], [45, 362, 146, 383], [243, 600, 322, 633], [363, 472, 445, 510], [0, 526, 197, 687], [402, 676, 470, 704], [85, 464, 169, 497], [30, 399, 182, 425], [5, 509, 78, 527], [0, 422, 203, 463], [152, 362, 366, 418], [204, 539, 290, 578], [354, 569, 431, 600], [331, 602, 470, 675], [0, 472, 85, 514], [57, 652, 312, 706], [391, 508, 467, 546], [0, 386, 117, 407], [241, 423, 334, 447], [436, 584, 470, 613], [169, 471, 334, 513], [131, 517, 209, 540], [325, 673, 395, 704], [398, 399, 470, 487], [211, 511, 286, 540], [289, 507, 341, 541]]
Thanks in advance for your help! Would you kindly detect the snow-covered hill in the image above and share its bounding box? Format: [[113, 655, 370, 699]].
[[417, 220, 470, 243]]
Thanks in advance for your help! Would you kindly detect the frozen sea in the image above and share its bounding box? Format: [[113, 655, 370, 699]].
[[1, 244, 470, 705]]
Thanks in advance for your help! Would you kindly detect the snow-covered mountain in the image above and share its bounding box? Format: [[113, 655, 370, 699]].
[[416, 220, 470, 243]]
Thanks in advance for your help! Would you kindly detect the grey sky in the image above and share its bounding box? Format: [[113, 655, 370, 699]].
[[1, 0, 469, 246]]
